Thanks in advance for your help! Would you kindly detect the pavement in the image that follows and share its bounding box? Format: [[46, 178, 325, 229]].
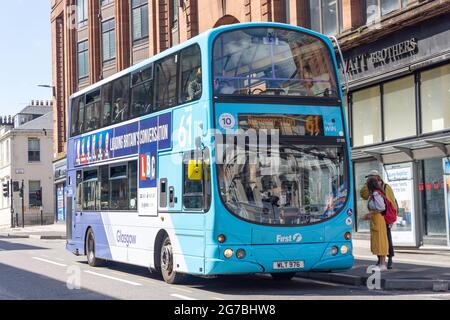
[[297, 239, 450, 291], [0, 222, 66, 239], [1, 223, 450, 292]]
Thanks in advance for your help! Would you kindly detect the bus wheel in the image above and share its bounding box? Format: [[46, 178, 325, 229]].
[[86, 229, 105, 267], [160, 235, 185, 284], [270, 272, 296, 281]]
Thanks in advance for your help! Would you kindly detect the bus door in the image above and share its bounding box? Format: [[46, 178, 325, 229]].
[[158, 150, 208, 274]]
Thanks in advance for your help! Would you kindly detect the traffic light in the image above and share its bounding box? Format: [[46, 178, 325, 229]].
[[19, 186, 23, 199], [2, 182, 9, 198]]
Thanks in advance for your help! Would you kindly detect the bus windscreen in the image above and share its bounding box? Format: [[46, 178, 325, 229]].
[[213, 27, 338, 98]]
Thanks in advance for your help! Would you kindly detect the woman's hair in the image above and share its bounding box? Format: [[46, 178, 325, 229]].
[[367, 176, 380, 193]]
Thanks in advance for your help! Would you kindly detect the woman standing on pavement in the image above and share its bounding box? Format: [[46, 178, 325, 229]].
[[363, 176, 389, 270]]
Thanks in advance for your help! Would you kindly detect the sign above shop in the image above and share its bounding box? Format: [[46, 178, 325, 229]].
[[345, 38, 418, 76], [342, 14, 450, 86]]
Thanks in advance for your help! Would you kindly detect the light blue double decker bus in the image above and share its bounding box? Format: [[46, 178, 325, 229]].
[[66, 22, 354, 284]]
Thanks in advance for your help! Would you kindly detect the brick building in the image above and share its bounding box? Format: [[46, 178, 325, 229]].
[[51, 0, 450, 248]]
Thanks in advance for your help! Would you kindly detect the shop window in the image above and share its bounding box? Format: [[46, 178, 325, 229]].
[[383, 76, 416, 141], [351, 86, 381, 147], [421, 64, 450, 134], [354, 161, 383, 232]]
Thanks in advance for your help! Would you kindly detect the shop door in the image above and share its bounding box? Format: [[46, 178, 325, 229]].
[[420, 158, 447, 246], [442, 158, 450, 247], [384, 163, 417, 246]]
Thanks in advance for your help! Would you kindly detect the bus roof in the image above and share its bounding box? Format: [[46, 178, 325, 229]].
[[69, 22, 332, 101]]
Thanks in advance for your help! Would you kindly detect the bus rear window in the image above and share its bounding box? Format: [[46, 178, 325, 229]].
[[213, 27, 338, 98]]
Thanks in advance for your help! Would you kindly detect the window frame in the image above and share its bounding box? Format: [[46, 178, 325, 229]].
[[364, 0, 407, 24], [70, 96, 80, 137], [101, 83, 113, 128], [111, 75, 131, 125], [77, 0, 88, 28], [82, 169, 99, 211], [212, 26, 340, 105], [101, 18, 116, 63], [77, 161, 138, 212], [84, 89, 102, 133], [179, 44, 202, 104], [100, 0, 114, 7], [154, 53, 180, 110], [28, 138, 41, 163], [182, 148, 211, 212], [309, 0, 343, 36], [77, 40, 89, 80], [28, 180, 42, 208], [70, 42, 205, 136], [131, 0, 149, 44], [130, 65, 154, 119]]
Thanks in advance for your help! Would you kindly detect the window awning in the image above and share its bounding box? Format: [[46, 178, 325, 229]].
[[351, 133, 450, 163]]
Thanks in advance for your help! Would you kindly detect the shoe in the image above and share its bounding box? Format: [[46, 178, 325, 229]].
[[387, 259, 393, 269], [378, 264, 387, 271]]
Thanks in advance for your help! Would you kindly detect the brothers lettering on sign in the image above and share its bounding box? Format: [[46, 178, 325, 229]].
[[345, 38, 418, 75]]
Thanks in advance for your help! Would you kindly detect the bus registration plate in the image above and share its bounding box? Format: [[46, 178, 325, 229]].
[[273, 260, 304, 270]]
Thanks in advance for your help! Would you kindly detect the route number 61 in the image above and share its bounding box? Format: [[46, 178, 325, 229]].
[[177, 114, 192, 148]]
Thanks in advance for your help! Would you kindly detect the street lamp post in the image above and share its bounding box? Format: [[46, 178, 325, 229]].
[[37, 84, 55, 97]]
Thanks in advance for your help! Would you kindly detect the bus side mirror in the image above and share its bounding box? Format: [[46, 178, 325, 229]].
[[187, 160, 203, 181]]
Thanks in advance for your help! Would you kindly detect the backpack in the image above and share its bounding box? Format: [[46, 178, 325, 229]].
[[376, 188, 398, 225], [383, 184, 399, 215]]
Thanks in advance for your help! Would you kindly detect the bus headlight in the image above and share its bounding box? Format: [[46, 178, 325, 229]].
[[224, 248, 234, 259], [331, 246, 339, 256], [236, 249, 246, 259], [341, 245, 349, 255], [217, 234, 226, 243], [344, 232, 351, 240]]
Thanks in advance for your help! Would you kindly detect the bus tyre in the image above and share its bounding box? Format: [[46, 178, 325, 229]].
[[270, 272, 296, 281], [160, 235, 185, 284], [86, 229, 105, 267]]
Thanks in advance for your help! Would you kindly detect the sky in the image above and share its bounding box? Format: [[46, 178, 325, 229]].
[[0, 0, 52, 116]]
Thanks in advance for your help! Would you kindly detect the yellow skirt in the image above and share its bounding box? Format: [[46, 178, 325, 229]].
[[370, 211, 388, 256]]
